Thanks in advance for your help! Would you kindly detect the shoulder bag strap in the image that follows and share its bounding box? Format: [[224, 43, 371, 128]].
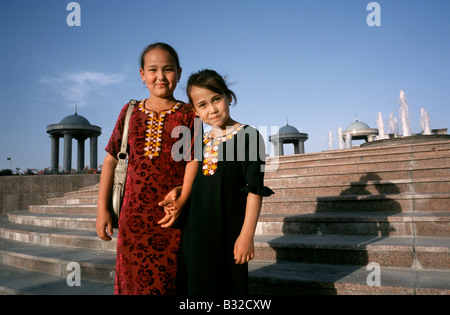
[[118, 99, 137, 160]]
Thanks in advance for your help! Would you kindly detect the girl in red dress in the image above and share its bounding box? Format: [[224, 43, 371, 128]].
[[96, 43, 197, 295]]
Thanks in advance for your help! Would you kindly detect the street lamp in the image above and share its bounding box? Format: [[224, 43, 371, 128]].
[[7, 157, 11, 170]]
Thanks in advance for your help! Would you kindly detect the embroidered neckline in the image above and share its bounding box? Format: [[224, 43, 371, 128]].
[[202, 124, 246, 176], [138, 99, 182, 159]]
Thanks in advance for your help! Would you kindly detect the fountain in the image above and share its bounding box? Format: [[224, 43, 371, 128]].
[[377, 112, 386, 140], [338, 127, 344, 149], [328, 131, 333, 151], [331, 89, 448, 151], [399, 90, 412, 137], [388, 113, 399, 135], [361, 90, 449, 148], [421, 108, 432, 135]]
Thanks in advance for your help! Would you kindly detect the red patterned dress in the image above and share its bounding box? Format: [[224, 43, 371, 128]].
[[105, 99, 196, 295]]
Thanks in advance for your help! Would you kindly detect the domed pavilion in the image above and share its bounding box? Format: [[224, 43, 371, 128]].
[[46, 110, 101, 173], [269, 123, 308, 156], [344, 118, 378, 148]]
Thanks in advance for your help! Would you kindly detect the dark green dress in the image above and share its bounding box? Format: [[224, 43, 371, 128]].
[[178, 125, 273, 295]]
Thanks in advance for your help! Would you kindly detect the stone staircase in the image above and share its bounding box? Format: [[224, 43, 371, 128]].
[[0, 185, 116, 295], [0, 140, 449, 294], [250, 139, 450, 294]]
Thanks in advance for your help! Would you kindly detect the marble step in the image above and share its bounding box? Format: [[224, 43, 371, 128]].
[[28, 204, 97, 215], [7, 211, 97, 230], [0, 238, 116, 283], [268, 151, 450, 171], [248, 261, 450, 295], [257, 212, 450, 237], [47, 196, 98, 205], [253, 234, 450, 270], [63, 184, 100, 197], [267, 148, 450, 169], [262, 192, 450, 214], [0, 216, 116, 252], [3, 258, 448, 295], [267, 178, 450, 197], [265, 140, 450, 167], [265, 160, 450, 180], [0, 263, 113, 295], [265, 168, 450, 188]]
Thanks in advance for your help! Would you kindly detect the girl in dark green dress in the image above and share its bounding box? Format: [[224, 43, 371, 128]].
[[159, 69, 273, 294]]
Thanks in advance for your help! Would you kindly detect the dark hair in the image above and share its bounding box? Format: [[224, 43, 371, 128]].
[[139, 42, 181, 69], [186, 69, 237, 106]]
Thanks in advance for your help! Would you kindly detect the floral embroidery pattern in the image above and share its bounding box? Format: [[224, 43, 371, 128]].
[[202, 125, 245, 176], [139, 100, 181, 159], [106, 101, 196, 295]]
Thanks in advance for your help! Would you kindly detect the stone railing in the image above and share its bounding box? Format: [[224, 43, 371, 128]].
[[0, 174, 100, 215]]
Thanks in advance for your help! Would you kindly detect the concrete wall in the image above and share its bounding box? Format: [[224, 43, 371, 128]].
[[0, 174, 100, 215]]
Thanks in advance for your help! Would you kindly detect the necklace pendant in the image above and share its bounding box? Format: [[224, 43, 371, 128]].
[[139, 99, 181, 160], [202, 124, 245, 176]]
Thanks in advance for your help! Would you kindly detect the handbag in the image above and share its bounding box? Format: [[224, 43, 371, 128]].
[[110, 99, 136, 226]]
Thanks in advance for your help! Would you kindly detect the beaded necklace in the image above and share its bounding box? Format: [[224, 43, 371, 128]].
[[138, 99, 182, 159], [202, 124, 245, 176]]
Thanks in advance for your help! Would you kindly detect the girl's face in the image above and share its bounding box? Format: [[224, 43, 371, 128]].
[[189, 86, 233, 129], [140, 48, 181, 100]]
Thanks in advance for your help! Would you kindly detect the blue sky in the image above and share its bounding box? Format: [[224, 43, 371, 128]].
[[0, 0, 449, 171]]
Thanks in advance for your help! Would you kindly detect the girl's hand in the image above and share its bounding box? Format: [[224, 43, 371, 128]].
[[158, 186, 183, 228], [157, 186, 183, 228], [157, 199, 181, 228], [158, 186, 182, 208], [233, 234, 254, 264], [96, 209, 113, 241]]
